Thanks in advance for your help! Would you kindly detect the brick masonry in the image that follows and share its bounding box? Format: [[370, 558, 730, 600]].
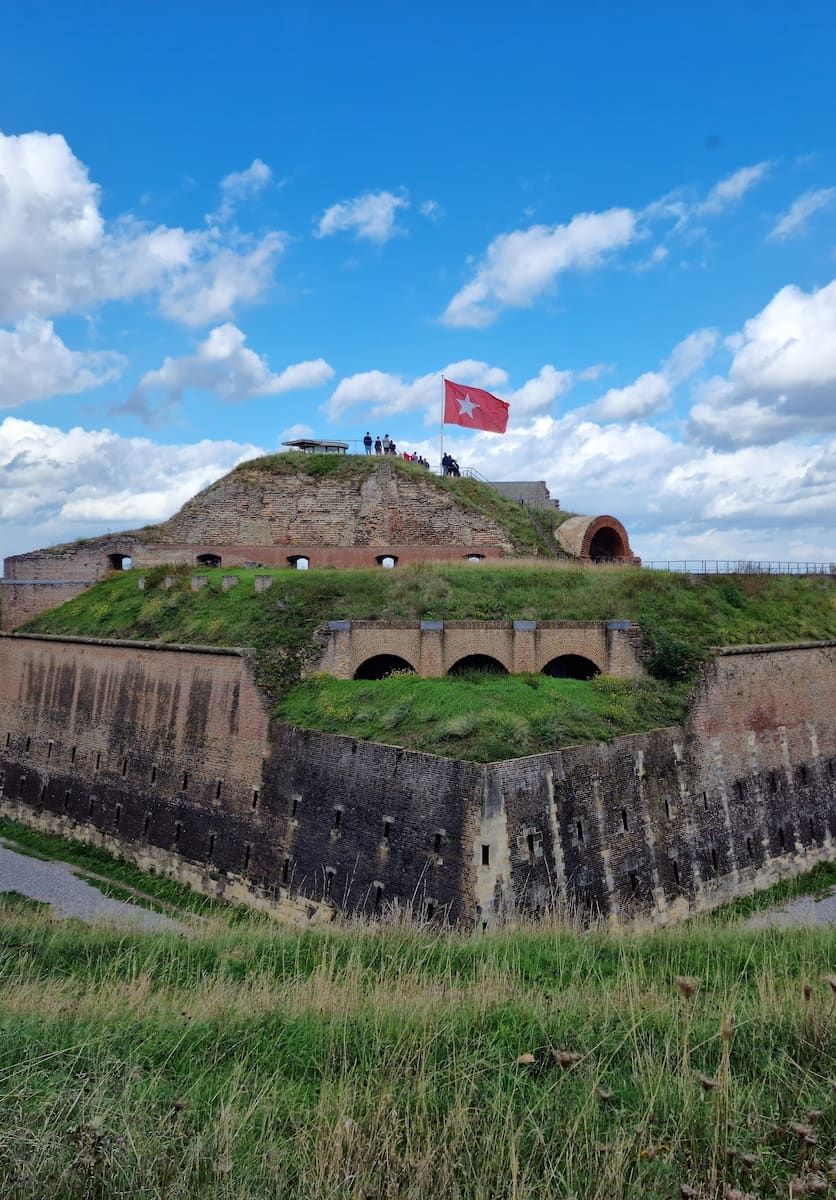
[[0, 633, 834, 925]]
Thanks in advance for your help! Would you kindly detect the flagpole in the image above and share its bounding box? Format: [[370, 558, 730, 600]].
[[439, 374, 445, 475]]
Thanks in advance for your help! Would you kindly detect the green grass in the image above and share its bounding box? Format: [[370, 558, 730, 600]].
[[277, 672, 691, 760], [0, 898, 835, 1199], [21, 565, 836, 754]]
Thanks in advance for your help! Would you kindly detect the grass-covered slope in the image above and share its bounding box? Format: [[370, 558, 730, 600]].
[[1, 876, 836, 1200], [21, 565, 836, 758]]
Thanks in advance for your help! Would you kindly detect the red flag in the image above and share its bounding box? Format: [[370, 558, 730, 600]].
[[443, 379, 509, 434]]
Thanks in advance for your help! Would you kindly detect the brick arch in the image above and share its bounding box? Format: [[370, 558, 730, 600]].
[[556, 515, 637, 563]]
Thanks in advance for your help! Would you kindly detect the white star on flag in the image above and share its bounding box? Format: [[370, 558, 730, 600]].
[[457, 393, 479, 418]]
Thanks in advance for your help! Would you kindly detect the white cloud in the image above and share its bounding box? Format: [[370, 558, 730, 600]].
[[327, 358, 596, 423], [419, 199, 444, 221], [217, 159, 271, 216], [0, 315, 125, 408], [592, 328, 717, 420], [687, 279, 836, 445], [768, 186, 836, 240], [441, 208, 637, 328], [123, 323, 333, 423], [0, 130, 284, 327], [0, 415, 262, 556], [696, 161, 772, 215], [315, 190, 409, 243]]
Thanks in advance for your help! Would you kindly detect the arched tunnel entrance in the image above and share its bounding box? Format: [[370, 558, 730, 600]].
[[588, 525, 626, 561], [353, 655, 416, 680], [447, 655, 509, 675], [541, 654, 601, 680]]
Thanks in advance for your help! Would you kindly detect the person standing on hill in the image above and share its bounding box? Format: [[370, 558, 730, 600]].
[[363, 432, 373, 455], [374, 436, 382, 455], [382, 434, 391, 454]]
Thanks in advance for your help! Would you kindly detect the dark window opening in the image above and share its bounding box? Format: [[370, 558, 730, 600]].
[[702, 791, 708, 810], [291, 795, 298, 817], [215, 780, 222, 800], [174, 821, 182, 845], [778, 826, 786, 850], [620, 808, 629, 832], [181, 772, 188, 791], [88, 795, 95, 817], [382, 819, 392, 842], [282, 857, 290, 884], [287, 555, 309, 570], [746, 836, 753, 859], [63, 789, 70, 811], [107, 553, 132, 571], [425, 901, 435, 920], [710, 846, 718, 871], [448, 654, 508, 676], [374, 884, 383, 911], [375, 554, 398, 569], [527, 831, 536, 864], [629, 872, 639, 894], [353, 654, 416, 680], [770, 772, 778, 793], [481, 844, 490, 867], [576, 820, 584, 844], [196, 553, 221, 568], [114, 804, 121, 828], [589, 526, 626, 562], [25, 736, 30, 752], [243, 844, 251, 870], [95, 752, 101, 772], [40, 783, 46, 802], [801, 764, 809, 784], [671, 860, 680, 886], [664, 797, 670, 819], [207, 833, 215, 861], [121, 757, 128, 777], [5, 732, 9, 747], [333, 808, 342, 830], [734, 781, 743, 802], [541, 654, 600, 681], [324, 869, 335, 898], [252, 789, 259, 810], [70, 746, 76, 764], [433, 831, 443, 855], [829, 759, 835, 778], [47, 741, 53, 761], [151, 765, 157, 784]]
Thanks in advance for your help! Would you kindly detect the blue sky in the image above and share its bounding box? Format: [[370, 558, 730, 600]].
[[2, 1, 836, 563]]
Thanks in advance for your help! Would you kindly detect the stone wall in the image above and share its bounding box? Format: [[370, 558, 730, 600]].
[[1, 580, 97, 631], [0, 633, 833, 927]]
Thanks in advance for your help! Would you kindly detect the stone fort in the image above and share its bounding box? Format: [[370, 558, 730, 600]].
[[0, 454, 834, 926]]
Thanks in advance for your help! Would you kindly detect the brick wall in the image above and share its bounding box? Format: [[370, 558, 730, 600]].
[[0, 633, 833, 927], [1, 580, 96, 632]]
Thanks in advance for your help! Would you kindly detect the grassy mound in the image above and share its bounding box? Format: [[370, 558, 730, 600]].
[[1, 877, 835, 1199], [21, 565, 836, 756]]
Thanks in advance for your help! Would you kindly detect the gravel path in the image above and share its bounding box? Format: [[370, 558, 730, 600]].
[[0, 843, 186, 933]]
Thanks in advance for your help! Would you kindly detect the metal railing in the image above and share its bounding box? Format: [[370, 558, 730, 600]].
[[641, 560, 835, 576]]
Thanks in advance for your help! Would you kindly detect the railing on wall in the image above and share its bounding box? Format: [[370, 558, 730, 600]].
[[640, 560, 836, 576]]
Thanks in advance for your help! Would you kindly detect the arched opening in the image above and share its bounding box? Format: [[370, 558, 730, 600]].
[[464, 554, 485, 563], [107, 553, 132, 570], [288, 555, 310, 570], [353, 654, 416, 680], [447, 654, 509, 675], [588, 526, 625, 562], [541, 654, 600, 680], [376, 554, 398, 569], [196, 553, 222, 568]]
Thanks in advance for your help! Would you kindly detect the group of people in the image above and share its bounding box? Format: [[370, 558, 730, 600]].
[[441, 452, 461, 477], [363, 432, 430, 469]]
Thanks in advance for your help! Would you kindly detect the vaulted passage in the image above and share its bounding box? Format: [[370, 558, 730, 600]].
[[447, 654, 509, 675], [196, 553, 221, 568], [353, 654, 416, 680], [588, 526, 626, 561], [541, 654, 600, 680], [107, 553, 132, 570]]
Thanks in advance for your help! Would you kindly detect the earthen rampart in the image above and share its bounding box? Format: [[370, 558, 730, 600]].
[[0, 633, 833, 925]]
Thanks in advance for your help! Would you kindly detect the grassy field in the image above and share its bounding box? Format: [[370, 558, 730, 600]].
[[277, 672, 691, 761], [22, 565, 836, 758], [1, 890, 836, 1199]]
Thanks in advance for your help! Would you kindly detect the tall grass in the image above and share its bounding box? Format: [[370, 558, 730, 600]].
[[0, 906, 835, 1199]]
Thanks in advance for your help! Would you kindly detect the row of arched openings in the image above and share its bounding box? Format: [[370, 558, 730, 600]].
[[353, 653, 601, 681]]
